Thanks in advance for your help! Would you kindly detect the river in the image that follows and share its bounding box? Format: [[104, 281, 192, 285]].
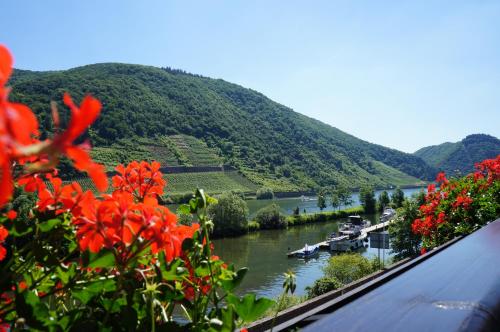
[[212, 212, 393, 299], [179, 187, 422, 299]]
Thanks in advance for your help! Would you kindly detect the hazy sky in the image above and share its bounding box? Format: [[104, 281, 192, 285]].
[[1, 0, 499, 152]]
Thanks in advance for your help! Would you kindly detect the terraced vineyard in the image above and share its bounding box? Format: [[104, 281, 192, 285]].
[[164, 171, 258, 195], [169, 135, 222, 166], [50, 171, 259, 197]]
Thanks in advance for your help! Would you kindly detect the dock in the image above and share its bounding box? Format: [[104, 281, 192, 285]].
[[286, 219, 394, 257]]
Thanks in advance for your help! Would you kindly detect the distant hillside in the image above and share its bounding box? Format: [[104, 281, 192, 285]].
[[9, 63, 434, 191], [414, 134, 500, 176]]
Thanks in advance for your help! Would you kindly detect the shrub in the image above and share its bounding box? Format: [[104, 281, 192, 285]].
[[323, 253, 376, 285], [255, 203, 287, 229], [248, 221, 260, 232], [306, 277, 342, 299], [256, 187, 274, 200], [207, 191, 249, 236]]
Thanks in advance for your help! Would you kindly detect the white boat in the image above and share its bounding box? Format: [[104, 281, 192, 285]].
[[295, 244, 320, 258], [380, 208, 396, 223], [327, 215, 371, 252]]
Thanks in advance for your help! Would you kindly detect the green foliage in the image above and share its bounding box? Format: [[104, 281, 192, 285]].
[[414, 134, 500, 175], [377, 190, 390, 212], [391, 187, 405, 208], [255, 187, 274, 200], [331, 192, 340, 210], [10, 64, 435, 191], [247, 221, 260, 232], [306, 277, 342, 299], [286, 206, 364, 226], [254, 204, 286, 229], [359, 185, 376, 214], [207, 192, 249, 236], [336, 184, 353, 207], [323, 253, 376, 285], [317, 192, 327, 211], [388, 199, 422, 261]]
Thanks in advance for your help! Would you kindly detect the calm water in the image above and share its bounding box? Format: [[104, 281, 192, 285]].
[[246, 187, 423, 217], [212, 212, 391, 299], [171, 187, 422, 299]]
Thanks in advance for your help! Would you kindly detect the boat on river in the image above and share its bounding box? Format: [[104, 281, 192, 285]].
[[380, 207, 396, 223], [327, 215, 370, 252], [294, 244, 320, 258]]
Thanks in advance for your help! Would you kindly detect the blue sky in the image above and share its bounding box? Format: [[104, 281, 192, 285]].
[[1, 0, 499, 152]]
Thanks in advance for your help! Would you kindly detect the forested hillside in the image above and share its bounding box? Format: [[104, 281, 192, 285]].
[[9, 63, 434, 190], [414, 134, 500, 175]]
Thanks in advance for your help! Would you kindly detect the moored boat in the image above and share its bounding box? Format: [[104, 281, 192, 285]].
[[380, 207, 396, 223], [294, 244, 320, 258], [327, 215, 370, 251]]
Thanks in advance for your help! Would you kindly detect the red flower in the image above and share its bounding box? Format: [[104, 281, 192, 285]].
[[420, 247, 427, 255], [452, 195, 473, 210], [427, 183, 436, 193], [435, 172, 448, 185], [0, 225, 8, 261], [50, 93, 108, 191], [6, 210, 16, 220], [112, 161, 166, 201], [0, 45, 39, 207], [436, 212, 446, 224]]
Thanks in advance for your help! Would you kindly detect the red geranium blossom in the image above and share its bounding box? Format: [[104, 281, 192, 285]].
[[0, 225, 8, 261]]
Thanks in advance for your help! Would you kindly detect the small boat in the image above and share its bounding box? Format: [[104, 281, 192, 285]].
[[380, 208, 396, 223], [294, 244, 320, 258]]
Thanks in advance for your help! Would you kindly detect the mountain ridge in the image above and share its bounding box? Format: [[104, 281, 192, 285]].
[[9, 63, 434, 191], [414, 134, 500, 176]]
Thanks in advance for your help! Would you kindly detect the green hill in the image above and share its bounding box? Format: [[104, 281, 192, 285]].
[[414, 134, 500, 176], [9, 63, 434, 190]]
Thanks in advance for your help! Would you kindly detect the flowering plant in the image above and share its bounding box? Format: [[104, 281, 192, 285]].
[[412, 155, 500, 251], [0, 45, 273, 331]]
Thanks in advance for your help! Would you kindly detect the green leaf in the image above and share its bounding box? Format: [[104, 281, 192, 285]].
[[160, 258, 187, 281], [72, 279, 116, 304], [38, 218, 61, 232], [178, 204, 191, 215], [227, 293, 275, 323], [221, 267, 248, 292], [88, 250, 116, 268]]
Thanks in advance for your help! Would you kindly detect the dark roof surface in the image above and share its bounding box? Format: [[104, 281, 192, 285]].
[[302, 219, 500, 332]]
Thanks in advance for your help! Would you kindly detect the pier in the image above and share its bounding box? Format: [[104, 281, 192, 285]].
[[286, 219, 393, 257]]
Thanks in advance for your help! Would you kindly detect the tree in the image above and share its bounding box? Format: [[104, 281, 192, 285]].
[[256, 187, 274, 200], [207, 192, 249, 236], [359, 185, 376, 214], [391, 187, 405, 208], [255, 203, 287, 229], [388, 199, 422, 261], [337, 185, 353, 207], [331, 192, 340, 211], [377, 190, 390, 212], [317, 192, 327, 211]]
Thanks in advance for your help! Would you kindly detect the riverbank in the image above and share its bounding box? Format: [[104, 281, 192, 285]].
[[247, 206, 364, 232]]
